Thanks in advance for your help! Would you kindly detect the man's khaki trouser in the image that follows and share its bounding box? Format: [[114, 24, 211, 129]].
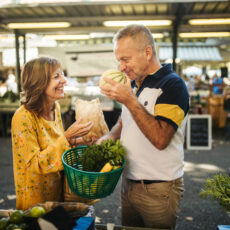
[[121, 176, 184, 229]]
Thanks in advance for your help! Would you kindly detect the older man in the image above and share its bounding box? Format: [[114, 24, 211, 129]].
[[99, 24, 189, 229]]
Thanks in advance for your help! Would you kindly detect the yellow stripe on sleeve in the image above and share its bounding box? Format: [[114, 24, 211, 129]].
[[154, 104, 185, 127]]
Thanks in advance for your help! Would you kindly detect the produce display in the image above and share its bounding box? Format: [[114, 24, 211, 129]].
[[29, 206, 46, 218], [99, 70, 127, 87], [79, 139, 126, 172], [0, 206, 45, 230], [0, 202, 90, 230], [200, 173, 230, 212]]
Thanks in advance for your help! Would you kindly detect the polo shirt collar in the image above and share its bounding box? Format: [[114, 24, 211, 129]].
[[132, 63, 173, 90], [146, 63, 173, 79]]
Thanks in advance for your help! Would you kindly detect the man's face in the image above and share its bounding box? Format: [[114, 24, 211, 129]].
[[114, 36, 149, 82]]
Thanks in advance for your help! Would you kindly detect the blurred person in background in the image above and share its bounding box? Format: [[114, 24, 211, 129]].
[[98, 24, 189, 229], [0, 69, 7, 96], [0, 69, 5, 84], [11, 56, 94, 210], [5, 68, 17, 93], [212, 73, 224, 95], [223, 78, 230, 141]]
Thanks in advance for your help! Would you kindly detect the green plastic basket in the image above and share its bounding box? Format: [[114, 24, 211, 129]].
[[62, 146, 126, 199]]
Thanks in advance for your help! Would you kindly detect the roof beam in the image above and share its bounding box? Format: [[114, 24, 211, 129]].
[[1, 26, 173, 34], [1, 15, 175, 24], [184, 13, 230, 19], [0, 0, 227, 8], [180, 24, 230, 32], [2, 24, 229, 34]]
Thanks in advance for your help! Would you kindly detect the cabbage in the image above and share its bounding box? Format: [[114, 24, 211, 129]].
[[99, 70, 127, 87]]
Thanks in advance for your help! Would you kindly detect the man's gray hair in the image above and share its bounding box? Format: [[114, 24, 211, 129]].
[[113, 24, 156, 56]]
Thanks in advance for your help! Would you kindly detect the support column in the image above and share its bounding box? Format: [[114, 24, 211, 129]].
[[172, 3, 185, 72], [22, 34, 26, 64], [15, 29, 21, 93], [172, 22, 178, 72]]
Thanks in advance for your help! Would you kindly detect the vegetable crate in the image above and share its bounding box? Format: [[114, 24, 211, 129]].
[[62, 146, 126, 199]]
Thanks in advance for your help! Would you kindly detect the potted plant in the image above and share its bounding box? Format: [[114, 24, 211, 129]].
[[200, 173, 230, 215]]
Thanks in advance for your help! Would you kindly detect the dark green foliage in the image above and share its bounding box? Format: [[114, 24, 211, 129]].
[[200, 173, 230, 211], [80, 139, 126, 172], [0, 91, 19, 102]]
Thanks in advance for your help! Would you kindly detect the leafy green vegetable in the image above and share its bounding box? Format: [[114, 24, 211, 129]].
[[79, 139, 126, 172], [200, 173, 230, 211]]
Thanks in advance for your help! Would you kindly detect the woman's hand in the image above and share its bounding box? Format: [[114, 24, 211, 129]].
[[70, 136, 98, 148], [64, 118, 94, 143], [69, 137, 84, 147], [86, 136, 98, 145]]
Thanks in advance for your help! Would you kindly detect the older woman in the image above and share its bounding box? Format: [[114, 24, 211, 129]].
[[11, 56, 93, 210]]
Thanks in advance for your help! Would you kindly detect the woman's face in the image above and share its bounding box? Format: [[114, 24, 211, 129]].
[[45, 67, 67, 103]]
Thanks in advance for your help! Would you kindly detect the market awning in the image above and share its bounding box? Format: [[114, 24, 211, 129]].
[[159, 46, 223, 62]]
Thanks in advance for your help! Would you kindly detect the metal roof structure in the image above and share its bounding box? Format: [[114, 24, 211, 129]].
[[0, 0, 229, 88], [0, 0, 229, 36], [159, 46, 223, 61]]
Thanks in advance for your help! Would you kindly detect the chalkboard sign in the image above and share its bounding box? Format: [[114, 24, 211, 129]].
[[186, 115, 212, 150]]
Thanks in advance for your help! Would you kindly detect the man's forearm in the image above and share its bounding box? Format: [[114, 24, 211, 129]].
[[125, 97, 175, 150], [109, 118, 122, 140], [97, 118, 122, 143]]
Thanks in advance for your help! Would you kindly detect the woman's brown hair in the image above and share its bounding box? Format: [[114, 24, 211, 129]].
[[20, 56, 61, 116]]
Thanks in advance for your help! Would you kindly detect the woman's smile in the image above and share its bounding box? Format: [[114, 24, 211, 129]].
[[56, 86, 64, 92]]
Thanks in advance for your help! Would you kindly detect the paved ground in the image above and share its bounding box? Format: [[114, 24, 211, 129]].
[[0, 130, 230, 229]]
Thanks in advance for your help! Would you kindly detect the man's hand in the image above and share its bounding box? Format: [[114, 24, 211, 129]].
[[96, 135, 110, 145], [100, 77, 134, 106], [100, 77, 175, 150]]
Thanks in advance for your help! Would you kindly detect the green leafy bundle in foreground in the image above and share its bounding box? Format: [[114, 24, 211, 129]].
[[200, 173, 230, 212], [79, 139, 126, 172]]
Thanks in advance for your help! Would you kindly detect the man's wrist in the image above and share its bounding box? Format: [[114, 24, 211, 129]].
[[125, 95, 140, 111]]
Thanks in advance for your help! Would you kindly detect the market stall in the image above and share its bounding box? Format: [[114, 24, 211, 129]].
[[207, 95, 227, 128]]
